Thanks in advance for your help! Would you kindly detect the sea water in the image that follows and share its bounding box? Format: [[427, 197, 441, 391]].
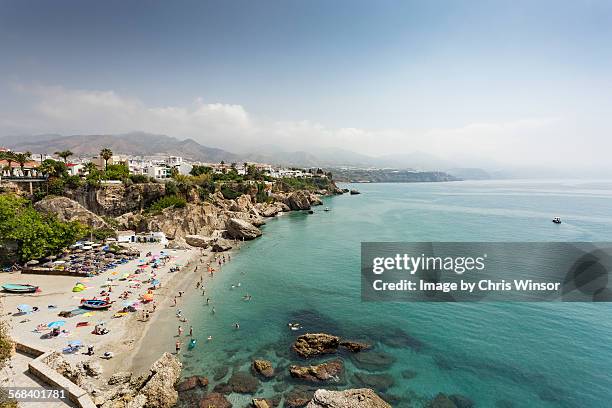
[[181, 180, 612, 407]]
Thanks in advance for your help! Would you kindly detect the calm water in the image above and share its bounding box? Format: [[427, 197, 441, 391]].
[[181, 180, 612, 407]]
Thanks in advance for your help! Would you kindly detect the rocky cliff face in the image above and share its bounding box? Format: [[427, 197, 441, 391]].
[[115, 190, 327, 242], [34, 196, 110, 229], [65, 183, 166, 217]]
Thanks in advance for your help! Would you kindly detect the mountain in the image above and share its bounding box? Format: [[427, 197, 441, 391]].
[[0, 132, 241, 163], [0, 132, 494, 178]]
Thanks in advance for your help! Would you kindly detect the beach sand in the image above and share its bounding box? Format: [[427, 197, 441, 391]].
[[0, 242, 204, 390]]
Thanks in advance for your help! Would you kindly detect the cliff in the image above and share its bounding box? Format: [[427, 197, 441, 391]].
[[65, 183, 166, 217]]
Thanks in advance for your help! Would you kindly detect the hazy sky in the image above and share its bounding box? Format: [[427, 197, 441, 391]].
[[1, 0, 611, 172]]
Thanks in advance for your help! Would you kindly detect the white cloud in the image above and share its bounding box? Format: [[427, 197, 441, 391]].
[[1, 83, 609, 173]]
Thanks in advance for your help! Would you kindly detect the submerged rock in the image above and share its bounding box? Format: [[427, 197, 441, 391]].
[[427, 393, 458, 408], [351, 372, 395, 391], [339, 340, 370, 353], [199, 392, 232, 408], [285, 386, 316, 408], [213, 366, 229, 382], [176, 375, 208, 392], [306, 388, 390, 408], [351, 351, 396, 371], [227, 371, 260, 394], [292, 333, 340, 358], [289, 360, 344, 383], [449, 394, 474, 408]]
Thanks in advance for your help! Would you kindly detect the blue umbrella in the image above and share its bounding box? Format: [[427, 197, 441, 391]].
[[17, 304, 32, 313], [122, 301, 135, 307], [68, 340, 82, 347], [151, 279, 160, 286], [47, 320, 66, 328]]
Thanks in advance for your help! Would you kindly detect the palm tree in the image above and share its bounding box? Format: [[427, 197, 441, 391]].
[[54, 150, 73, 163], [100, 148, 113, 170], [13, 151, 32, 177], [83, 161, 97, 175], [0, 151, 16, 176]]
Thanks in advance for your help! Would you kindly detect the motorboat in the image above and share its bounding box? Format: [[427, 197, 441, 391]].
[[324, 207, 331, 212], [2, 284, 39, 293], [552, 217, 562, 224]]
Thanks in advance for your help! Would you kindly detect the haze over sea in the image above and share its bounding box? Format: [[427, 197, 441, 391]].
[[181, 180, 612, 407]]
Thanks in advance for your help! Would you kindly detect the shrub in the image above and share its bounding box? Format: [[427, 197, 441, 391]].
[[147, 195, 187, 213], [129, 174, 150, 184], [164, 180, 179, 196]]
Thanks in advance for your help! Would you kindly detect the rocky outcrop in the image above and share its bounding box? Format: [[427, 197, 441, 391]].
[[287, 191, 312, 210], [212, 238, 233, 252], [289, 360, 343, 383], [306, 389, 390, 408], [225, 218, 262, 240], [252, 359, 275, 378], [350, 189, 360, 195], [98, 352, 182, 408], [184, 234, 214, 248], [34, 196, 110, 229], [66, 183, 166, 217], [292, 333, 340, 358]]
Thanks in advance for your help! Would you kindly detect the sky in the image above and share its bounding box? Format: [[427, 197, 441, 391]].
[[1, 0, 611, 173]]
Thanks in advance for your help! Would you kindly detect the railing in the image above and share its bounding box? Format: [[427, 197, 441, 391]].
[[0, 176, 48, 182]]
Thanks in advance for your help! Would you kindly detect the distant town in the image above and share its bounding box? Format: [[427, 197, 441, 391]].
[[0, 147, 324, 183]]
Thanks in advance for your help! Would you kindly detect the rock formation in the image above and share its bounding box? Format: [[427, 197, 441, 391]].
[[252, 359, 275, 378], [306, 388, 390, 408], [225, 218, 262, 240], [292, 333, 340, 358], [34, 196, 110, 229], [65, 183, 166, 217], [289, 360, 343, 383]]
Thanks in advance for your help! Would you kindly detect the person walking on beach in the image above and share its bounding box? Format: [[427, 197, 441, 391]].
[[178, 326, 183, 336], [189, 326, 193, 336], [173, 297, 177, 307], [175, 340, 181, 354]]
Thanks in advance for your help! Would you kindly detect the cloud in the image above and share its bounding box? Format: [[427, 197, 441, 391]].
[[1, 83, 609, 173]]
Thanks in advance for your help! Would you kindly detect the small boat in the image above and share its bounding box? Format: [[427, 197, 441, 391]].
[[324, 207, 331, 212], [2, 284, 39, 293], [552, 217, 562, 224], [287, 322, 302, 331], [80, 299, 112, 310], [188, 339, 197, 350]]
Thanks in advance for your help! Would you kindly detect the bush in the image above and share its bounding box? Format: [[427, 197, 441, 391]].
[[47, 177, 65, 195], [164, 180, 179, 196], [64, 175, 83, 189], [147, 195, 187, 213], [220, 186, 242, 200], [190, 165, 213, 176], [104, 164, 129, 181], [129, 174, 151, 184]]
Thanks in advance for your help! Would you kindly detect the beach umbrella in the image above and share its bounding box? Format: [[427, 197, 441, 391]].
[[151, 279, 160, 286], [68, 340, 82, 347], [142, 293, 154, 302], [17, 304, 32, 313], [47, 321, 66, 328]]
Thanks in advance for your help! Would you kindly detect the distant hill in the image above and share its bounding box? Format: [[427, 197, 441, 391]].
[[0, 132, 242, 163], [0, 132, 494, 178]]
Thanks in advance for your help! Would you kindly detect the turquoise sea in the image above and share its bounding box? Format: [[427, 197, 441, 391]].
[[180, 180, 612, 407]]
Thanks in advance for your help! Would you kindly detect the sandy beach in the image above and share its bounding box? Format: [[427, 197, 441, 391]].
[[0, 242, 209, 391]]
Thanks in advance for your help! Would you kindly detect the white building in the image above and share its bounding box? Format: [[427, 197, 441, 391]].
[[147, 165, 171, 180]]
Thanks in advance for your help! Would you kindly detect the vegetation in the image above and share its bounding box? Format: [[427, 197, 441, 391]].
[[100, 148, 113, 170], [147, 195, 187, 213], [0, 194, 87, 262], [54, 149, 73, 162], [0, 151, 16, 176], [276, 175, 335, 192], [0, 320, 17, 408]]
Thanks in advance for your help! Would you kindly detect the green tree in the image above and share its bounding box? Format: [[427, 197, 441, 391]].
[[39, 159, 67, 178], [0, 151, 16, 176], [13, 151, 32, 177], [54, 150, 73, 163], [100, 148, 113, 170]]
